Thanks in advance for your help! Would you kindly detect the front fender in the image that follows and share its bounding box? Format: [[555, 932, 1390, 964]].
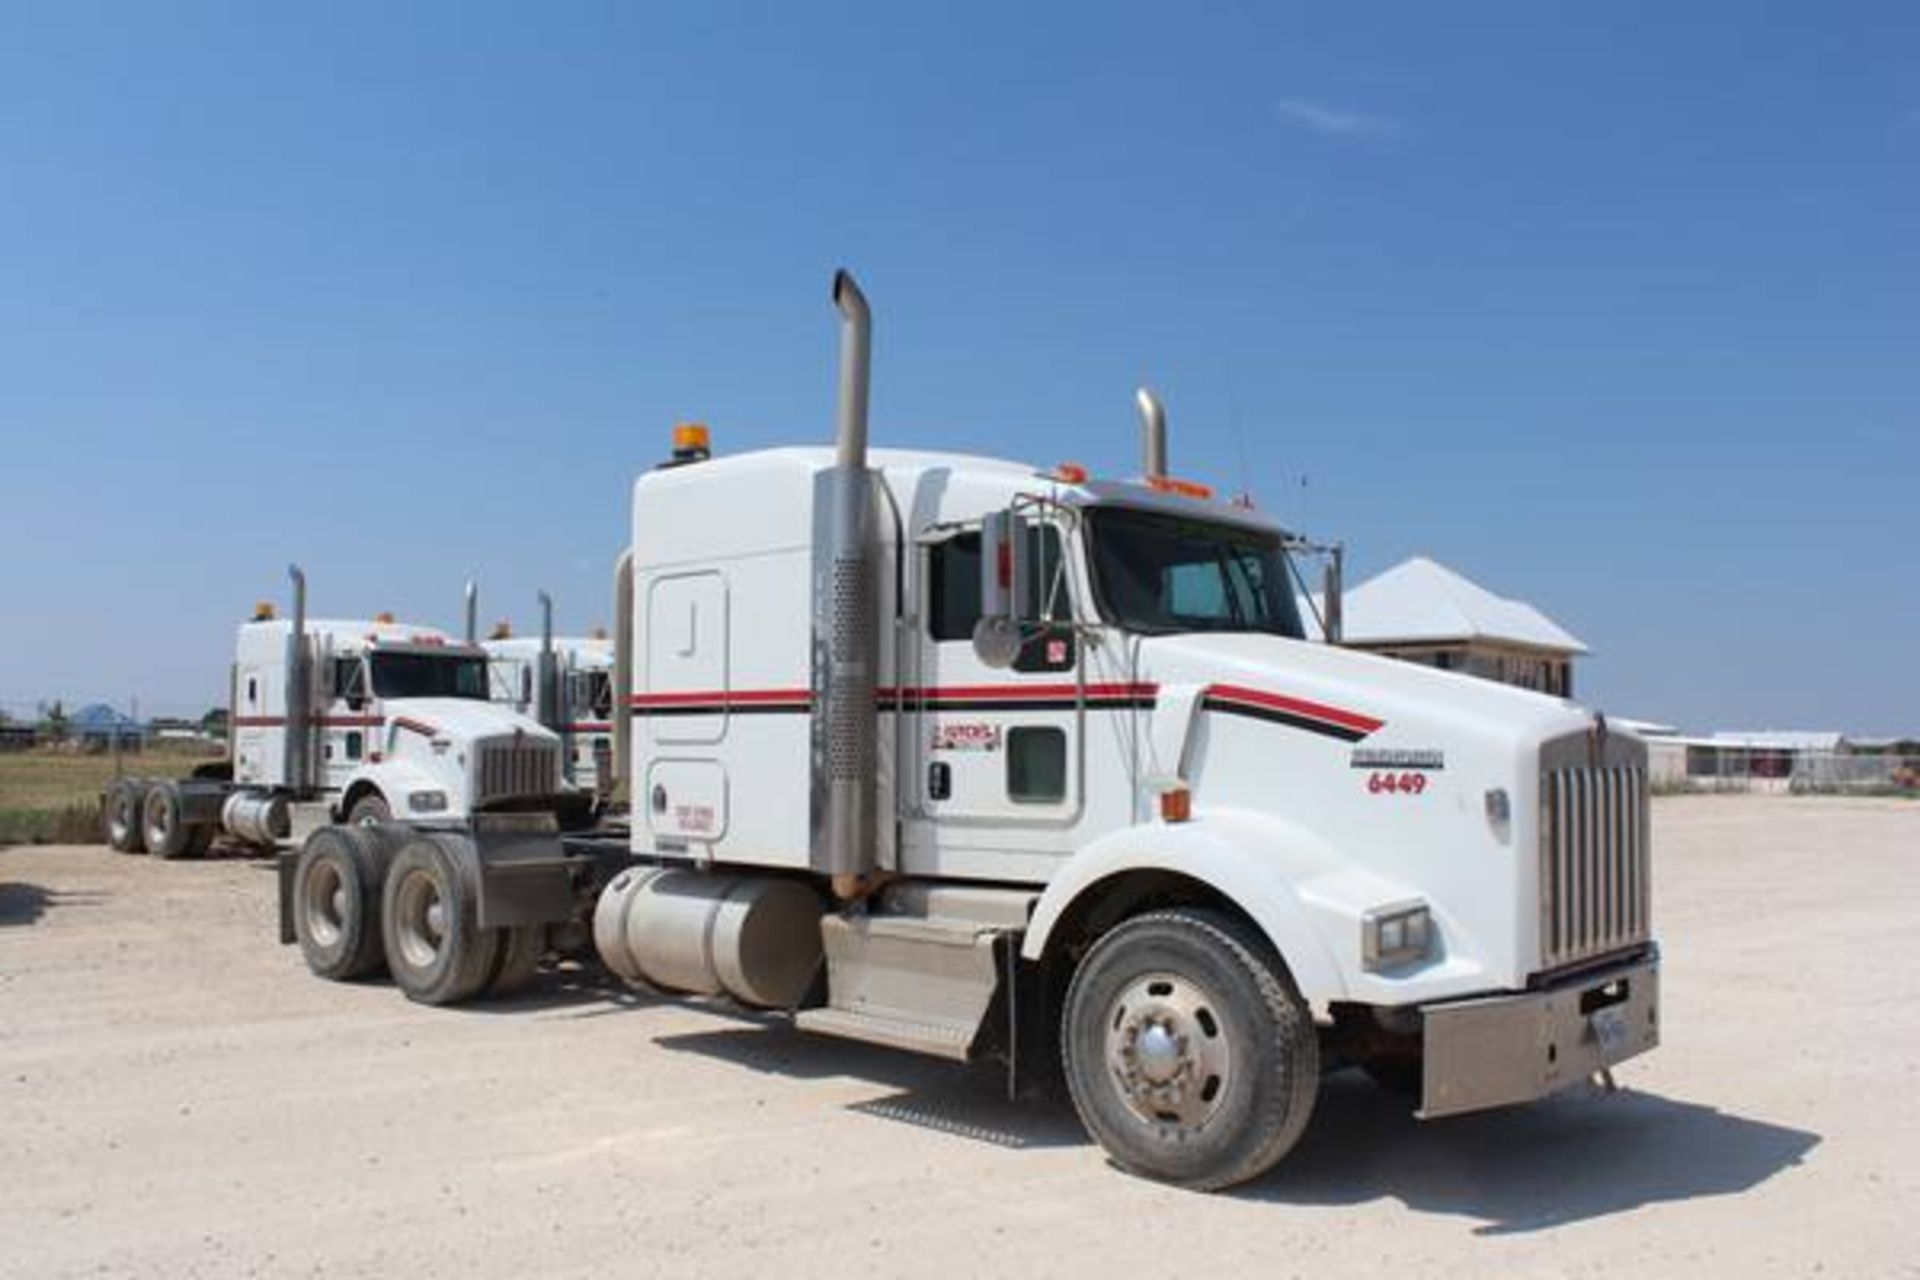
[[340, 761, 449, 820], [1022, 808, 1355, 1003]]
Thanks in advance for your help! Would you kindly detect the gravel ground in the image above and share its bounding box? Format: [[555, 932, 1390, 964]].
[[2, 795, 1915, 1279]]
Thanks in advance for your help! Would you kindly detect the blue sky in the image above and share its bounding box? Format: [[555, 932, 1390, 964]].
[[0, 2, 1914, 732]]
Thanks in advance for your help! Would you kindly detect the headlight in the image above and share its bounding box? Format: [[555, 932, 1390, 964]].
[[407, 789, 449, 814], [1362, 902, 1432, 971]]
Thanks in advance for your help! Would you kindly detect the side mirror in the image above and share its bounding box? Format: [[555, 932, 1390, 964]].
[[974, 509, 1032, 668]]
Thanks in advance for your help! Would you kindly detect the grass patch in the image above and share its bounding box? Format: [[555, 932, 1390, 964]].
[[0, 802, 106, 847], [0, 745, 219, 847]]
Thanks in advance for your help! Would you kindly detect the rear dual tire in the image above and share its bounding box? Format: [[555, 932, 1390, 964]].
[[294, 825, 400, 980], [143, 781, 212, 860], [105, 780, 147, 853], [379, 833, 545, 1005]]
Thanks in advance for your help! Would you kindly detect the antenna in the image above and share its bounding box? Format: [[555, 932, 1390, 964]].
[[1222, 362, 1254, 507]]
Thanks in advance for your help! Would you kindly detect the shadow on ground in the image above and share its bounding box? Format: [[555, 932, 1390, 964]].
[[657, 1022, 1088, 1150], [464, 963, 671, 1018], [0, 881, 105, 927], [658, 1022, 1817, 1226], [1252, 1074, 1819, 1233]]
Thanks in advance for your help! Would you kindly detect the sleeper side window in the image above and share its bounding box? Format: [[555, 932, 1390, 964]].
[[927, 533, 983, 642]]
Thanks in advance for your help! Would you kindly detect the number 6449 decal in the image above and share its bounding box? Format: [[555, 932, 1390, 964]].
[[1367, 771, 1429, 795]]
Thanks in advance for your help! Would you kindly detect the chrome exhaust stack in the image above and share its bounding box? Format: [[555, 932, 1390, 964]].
[[1137, 387, 1167, 478], [463, 579, 478, 645], [284, 564, 312, 794], [819, 269, 878, 899], [536, 589, 560, 729]]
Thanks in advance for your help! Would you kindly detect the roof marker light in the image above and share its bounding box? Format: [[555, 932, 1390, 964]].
[[672, 422, 712, 463], [1147, 475, 1215, 501], [1051, 462, 1090, 485]]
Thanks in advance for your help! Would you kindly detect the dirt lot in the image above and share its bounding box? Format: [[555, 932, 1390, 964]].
[[2, 796, 1915, 1279]]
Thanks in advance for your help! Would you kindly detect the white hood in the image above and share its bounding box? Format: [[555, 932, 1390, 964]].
[[1137, 632, 1601, 756], [382, 697, 559, 745]]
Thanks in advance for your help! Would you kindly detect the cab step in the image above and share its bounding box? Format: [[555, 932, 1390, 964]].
[[795, 912, 1007, 1062]]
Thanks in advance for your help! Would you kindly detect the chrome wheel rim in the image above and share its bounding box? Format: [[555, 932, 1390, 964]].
[[303, 859, 347, 948], [145, 798, 172, 848], [393, 869, 446, 970], [1103, 971, 1232, 1133]]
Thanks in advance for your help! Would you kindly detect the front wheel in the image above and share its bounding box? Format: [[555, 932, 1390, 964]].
[[1061, 908, 1320, 1191], [345, 793, 391, 828]]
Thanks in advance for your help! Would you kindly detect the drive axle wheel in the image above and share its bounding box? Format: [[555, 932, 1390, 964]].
[[106, 780, 147, 853], [380, 833, 501, 1006], [143, 780, 207, 860], [1062, 909, 1319, 1191], [293, 826, 395, 981]]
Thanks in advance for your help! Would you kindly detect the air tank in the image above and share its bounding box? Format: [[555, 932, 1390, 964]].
[[593, 867, 825, 1009]]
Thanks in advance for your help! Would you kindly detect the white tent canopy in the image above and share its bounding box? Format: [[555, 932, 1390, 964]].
[[1301, 555, 1587, 654]]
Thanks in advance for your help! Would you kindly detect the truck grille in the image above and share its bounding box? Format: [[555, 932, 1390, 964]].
[[475, 737, 559, 805], [1540, 743, 1651, 971]]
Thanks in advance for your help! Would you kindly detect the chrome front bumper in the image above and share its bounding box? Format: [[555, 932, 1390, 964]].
[[1418, 949, 1660, 1119]]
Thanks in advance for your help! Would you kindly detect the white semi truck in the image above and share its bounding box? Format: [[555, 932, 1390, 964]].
[[105, 588, 572, 859], [278, 271, 1659, 1190], [477, 599, 615, 797]]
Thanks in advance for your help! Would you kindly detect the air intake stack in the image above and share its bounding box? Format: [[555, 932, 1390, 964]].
[[1137, 387, 1167, 478]]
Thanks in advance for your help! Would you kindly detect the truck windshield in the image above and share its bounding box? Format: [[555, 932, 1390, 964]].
[[369, 652, 490, 700], [1085, 507, 1307, 639]]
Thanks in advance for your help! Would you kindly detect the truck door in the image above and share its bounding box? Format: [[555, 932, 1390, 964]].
[[905, 523, 1088, 870], [320, 652, 373, 792]]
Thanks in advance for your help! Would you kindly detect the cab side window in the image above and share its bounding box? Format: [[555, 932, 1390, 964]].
[[926, 526, 1066, 641], [334, 658, 368, 708]]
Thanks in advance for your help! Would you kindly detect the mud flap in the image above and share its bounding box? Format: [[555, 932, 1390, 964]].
[[460, 812, 577, 930], [276, 848, 298, 945]]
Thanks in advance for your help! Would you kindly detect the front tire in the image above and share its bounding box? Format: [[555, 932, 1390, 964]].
[[380, 833, 502, 1006], [345, 793, 391, 828], [1061, 908, 1320, 1191]]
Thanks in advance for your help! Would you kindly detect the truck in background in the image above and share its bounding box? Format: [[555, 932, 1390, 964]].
[[276, 270, 1659, 1191], [474, 589, 616, 799], [104, 581, 572, 860]]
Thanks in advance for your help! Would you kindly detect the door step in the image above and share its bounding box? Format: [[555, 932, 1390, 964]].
[[795, 913, 1005, 1061], [794, 1006, 979, 1061]]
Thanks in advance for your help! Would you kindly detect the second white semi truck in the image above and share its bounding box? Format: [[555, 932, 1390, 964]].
[[105, 591, 573, 857], [277, 270, 1659, 1190]]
